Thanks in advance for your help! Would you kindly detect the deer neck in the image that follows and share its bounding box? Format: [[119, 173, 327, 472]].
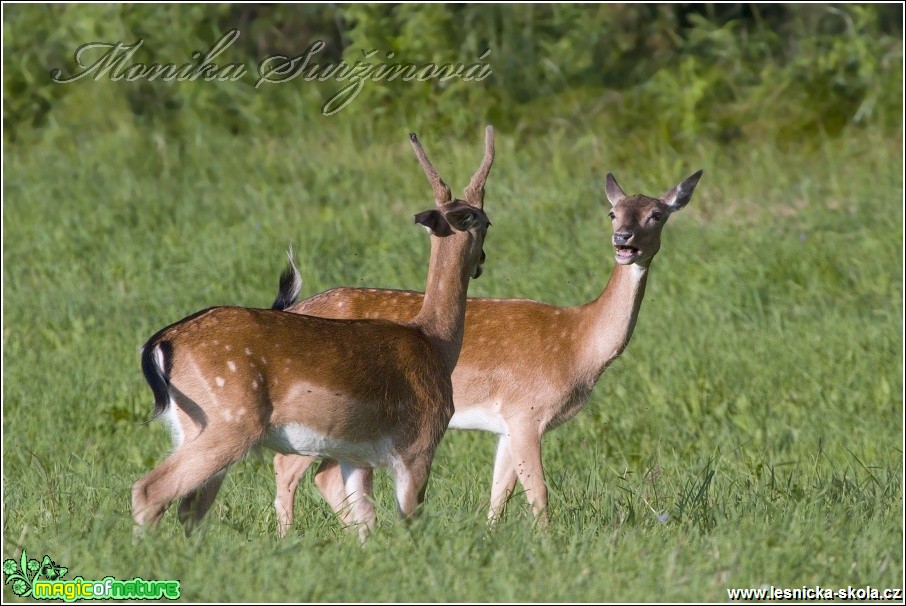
[[578, 261, 650, 380], [410, 233, 472, 375]]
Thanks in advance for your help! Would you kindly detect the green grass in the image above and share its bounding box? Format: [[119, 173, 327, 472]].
[[3, 124, 902, 602]]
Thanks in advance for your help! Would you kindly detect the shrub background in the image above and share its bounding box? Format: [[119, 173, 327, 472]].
[[3, 3, 902, 144]]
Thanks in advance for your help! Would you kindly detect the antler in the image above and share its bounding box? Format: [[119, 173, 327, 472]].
[[409, 132, 452, 204], [463, 125, 495, 208]]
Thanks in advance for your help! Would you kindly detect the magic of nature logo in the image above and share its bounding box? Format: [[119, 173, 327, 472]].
[[3, 550, 180, 601]]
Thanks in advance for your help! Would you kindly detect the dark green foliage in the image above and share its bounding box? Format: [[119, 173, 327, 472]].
[[3, 4, 902, 144]]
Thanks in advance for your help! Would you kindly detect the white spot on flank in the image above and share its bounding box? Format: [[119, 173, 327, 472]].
[[252, 380, 258, 390], [245, 348, 252, 356], [215, 377, 225, 387], [260, 357, 268, 365], [227, 360, 237, 372], [449, 408, 507, 434], [261, 424, 392, 467], [221, 409, 233, 421], [225, 345, 232, 351]]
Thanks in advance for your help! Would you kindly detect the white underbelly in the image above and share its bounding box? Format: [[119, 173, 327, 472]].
[[262, 423, 392, 467], [448, 408, 506, 434]]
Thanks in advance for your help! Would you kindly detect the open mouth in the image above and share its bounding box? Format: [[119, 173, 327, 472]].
[[614, 245, 640, 263]]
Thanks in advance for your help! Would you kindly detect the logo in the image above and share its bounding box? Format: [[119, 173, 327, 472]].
[[3, 550, 180, 601]]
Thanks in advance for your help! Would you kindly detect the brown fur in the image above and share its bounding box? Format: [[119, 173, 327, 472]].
[[132, 127, 496, 539], [272, 170, 702, 530]]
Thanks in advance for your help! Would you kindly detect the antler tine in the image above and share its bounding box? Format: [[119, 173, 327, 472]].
[[463, 125, 495, 208], [409, 132, 452, 204]]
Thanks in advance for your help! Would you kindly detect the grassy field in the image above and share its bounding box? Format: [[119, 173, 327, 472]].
[[3, 124, 903, 601]]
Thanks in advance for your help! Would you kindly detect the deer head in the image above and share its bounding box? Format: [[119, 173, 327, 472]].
[[604, 170, 703, 266], [411, 126, 494, 279]]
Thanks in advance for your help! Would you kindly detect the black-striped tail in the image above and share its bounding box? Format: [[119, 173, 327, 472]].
[[271, 247, 302, 311], [141, 340, 172, 417]]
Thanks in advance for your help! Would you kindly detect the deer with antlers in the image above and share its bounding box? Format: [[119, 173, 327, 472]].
[[272, 169, 702, 534], [131, 127, 495, 539]]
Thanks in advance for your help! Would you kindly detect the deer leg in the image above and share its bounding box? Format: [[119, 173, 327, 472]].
[[177, 469, 227, 535], [273, 453, 316, 538], [339, 462, 376, 542], [314, 458, 356, 524], [488, 435, 518, 521], [132, 437, 244, 529], [393, 456, 432, 520], [508, 432, 549, 526]]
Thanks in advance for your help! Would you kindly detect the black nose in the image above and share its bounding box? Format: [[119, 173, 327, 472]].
[[613, 230, 633, 245]]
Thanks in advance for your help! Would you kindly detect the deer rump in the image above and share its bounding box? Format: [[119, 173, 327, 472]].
[[142, 306, 450, 465]]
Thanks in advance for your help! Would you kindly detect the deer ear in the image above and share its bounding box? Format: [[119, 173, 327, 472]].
[[662, 169, 703, 212], [444, 207, 482, 232], [605, 173, 626, 206], [414, 209, 452, 236]]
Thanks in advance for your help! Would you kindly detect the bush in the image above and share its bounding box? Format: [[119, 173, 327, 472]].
[[2, 4, 902, 146]]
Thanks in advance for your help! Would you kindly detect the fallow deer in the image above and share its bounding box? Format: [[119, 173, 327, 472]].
[[272, 169, 702, 533], [132, 127, 495, 539]]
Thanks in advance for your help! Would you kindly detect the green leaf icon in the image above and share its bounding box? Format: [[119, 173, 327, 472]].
[[40, 556, 67, 581]]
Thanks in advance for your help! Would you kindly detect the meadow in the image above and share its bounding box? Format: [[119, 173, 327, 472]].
[[3, 117, 902, 600]]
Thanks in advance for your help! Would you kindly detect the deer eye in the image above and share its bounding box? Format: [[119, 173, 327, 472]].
[[650, 211, 663, 222], [608, 211, 616, 220]]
